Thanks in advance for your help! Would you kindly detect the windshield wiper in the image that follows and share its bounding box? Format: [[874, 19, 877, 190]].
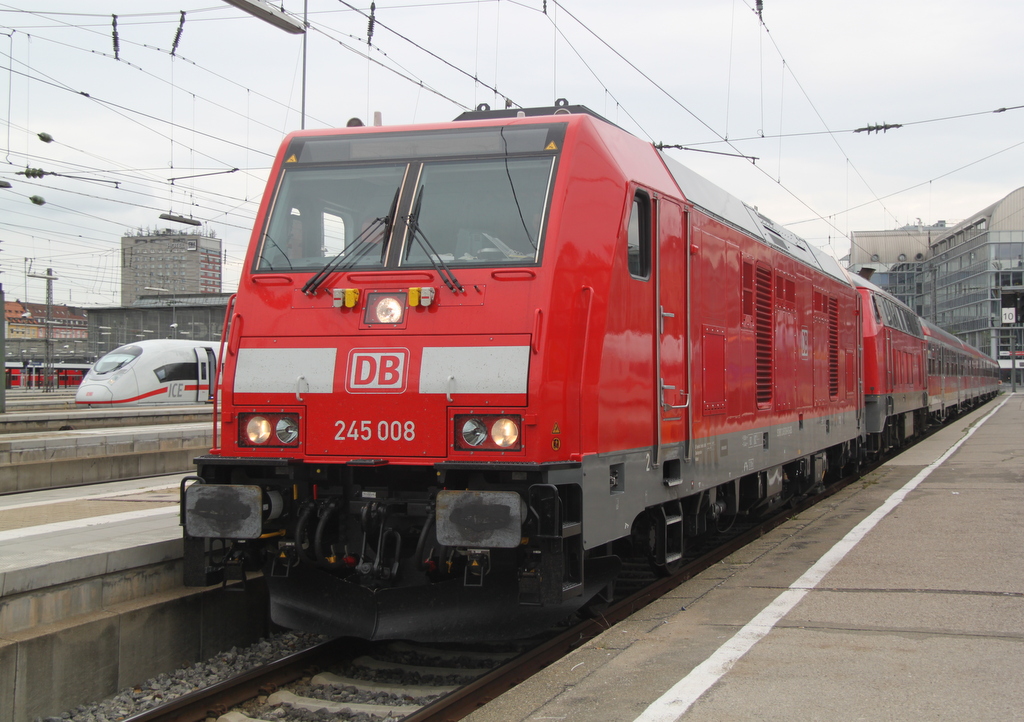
[[404, 185, 463, 293], [302, 187, 400, 296], [256, 230, 292, 271]]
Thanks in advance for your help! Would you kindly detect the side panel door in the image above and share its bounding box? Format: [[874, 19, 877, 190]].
[[657, 199, 689, 458]]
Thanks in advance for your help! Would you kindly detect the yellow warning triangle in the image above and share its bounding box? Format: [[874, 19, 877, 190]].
[[552, 423, 561, 434], [545, 141, 558, 150], [285, 154, 298, 163]]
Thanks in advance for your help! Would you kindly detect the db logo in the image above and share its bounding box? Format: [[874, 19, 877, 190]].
[[347, 349, 408, 393]]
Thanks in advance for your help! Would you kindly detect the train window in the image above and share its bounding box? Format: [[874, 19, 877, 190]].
[[154, 362, 198, 383], [871, 296, 883, 323], [255, 163, 406, 271], [204, 347, 217, 401], [402, 156, 552, 267], [627, 190, 651, 280], [322, 211, 347, 257], [93, 345, 143, 374]]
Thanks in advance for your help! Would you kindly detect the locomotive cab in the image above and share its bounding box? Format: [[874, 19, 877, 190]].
[[184, 112, 630, 640]]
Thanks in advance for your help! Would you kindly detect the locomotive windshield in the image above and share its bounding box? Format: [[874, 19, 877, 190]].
[[254, 124, 562, 272], [92, 344, 143, 374], [257, 164, 406, 272], [401, 157, 549, 266]]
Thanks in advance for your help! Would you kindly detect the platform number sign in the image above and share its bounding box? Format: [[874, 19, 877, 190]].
[[1003, 292, 1023, 325]]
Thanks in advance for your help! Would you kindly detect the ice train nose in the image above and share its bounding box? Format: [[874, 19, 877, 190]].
[[75, 384, 114, 405]]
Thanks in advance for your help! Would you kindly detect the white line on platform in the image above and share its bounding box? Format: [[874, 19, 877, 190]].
[[633, 394, 1011, 722], [0, 505, 178, 542]]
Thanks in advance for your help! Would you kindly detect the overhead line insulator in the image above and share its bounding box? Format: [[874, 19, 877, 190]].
[[854, 123, 903, 134]]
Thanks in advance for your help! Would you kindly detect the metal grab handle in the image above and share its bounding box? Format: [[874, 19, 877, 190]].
[[296, 375, 308, 402], [661, 381, 690, 409], [227, 312, 243, 356], [446, 375, 455, 402]]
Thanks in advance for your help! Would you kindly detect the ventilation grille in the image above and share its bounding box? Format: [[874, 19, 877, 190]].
[[828, 297, 840, 398], [755, 265, 773, 407]]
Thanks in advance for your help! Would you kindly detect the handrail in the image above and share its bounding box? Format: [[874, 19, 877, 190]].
[[211, 294, 236, 452]]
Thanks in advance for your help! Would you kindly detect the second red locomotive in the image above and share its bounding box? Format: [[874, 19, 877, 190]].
[[182, 104, 998, 641]]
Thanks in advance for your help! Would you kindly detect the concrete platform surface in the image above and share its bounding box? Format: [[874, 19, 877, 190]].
[[0, 475, 270, 722], [467, 394, 1023, 722], [0, 422, 212, 492], [0, 403, 211, 434], [0, 476, 184, 633]]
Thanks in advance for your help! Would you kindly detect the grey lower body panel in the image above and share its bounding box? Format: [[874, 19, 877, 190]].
[[865, 391, 927, 433], [578, 409, 861, 550]]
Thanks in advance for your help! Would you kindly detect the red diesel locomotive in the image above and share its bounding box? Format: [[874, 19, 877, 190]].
[[182, 104, 998, 641], [853, 275, 998, 451]]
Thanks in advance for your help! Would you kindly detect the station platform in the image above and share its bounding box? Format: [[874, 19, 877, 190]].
[[0, 476, 269, 722], [467, 393, 1023, 722], [0, 421, 212, 492], [0, 402, 211, 434]]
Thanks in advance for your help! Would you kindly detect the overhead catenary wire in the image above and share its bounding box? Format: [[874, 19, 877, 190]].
[[537, 5, 652, 142], [0, 1, 528, 264], [2, 1, 1022, 307], [546, 0, 853, 246], [3, 10, 334, 130], [329, 0, 525, 109], [540, 1, 1024, 266], [679, 104, 1024, 146], [0, 114, 267, 219], [1, 59, 276, 162]]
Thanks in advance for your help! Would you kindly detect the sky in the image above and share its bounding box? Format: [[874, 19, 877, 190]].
[[1, 0, 1023, 307]]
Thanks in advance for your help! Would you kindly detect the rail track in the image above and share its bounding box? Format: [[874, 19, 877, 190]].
[[111, 407, 984, 722], [122, 451, 880, 722]]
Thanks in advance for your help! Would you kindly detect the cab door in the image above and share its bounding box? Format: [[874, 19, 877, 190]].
[[656, 198, 689, 469], [195, 346, 216, 402]]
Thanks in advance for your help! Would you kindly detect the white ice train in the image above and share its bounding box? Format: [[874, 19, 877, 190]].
[[75, 339, 218, 406]]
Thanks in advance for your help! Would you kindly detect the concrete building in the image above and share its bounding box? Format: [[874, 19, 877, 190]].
[[846, 222, 947, 310], [86, 293, 231, 360], [4, 299, 89, 366], [120, 227, 223, 305], [919, 187, 1024, 381]]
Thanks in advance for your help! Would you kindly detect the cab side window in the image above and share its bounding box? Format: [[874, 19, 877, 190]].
[[627, 190, 651, 280]]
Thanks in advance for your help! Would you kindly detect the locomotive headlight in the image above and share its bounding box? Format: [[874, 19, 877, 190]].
[[239, 412, 301, 447], [490, 417, 520, 447], [246, 416, 272, 444], [461, 418, 488, 446], [453, 414, 523, 451], [276, 417, 299, 444], [364, 292, 406, 325], [375, 296, 404, 323]]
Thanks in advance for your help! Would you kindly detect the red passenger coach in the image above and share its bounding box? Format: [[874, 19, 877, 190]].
[[181, 105, 881, 641], [921, 319, 999, 420]]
